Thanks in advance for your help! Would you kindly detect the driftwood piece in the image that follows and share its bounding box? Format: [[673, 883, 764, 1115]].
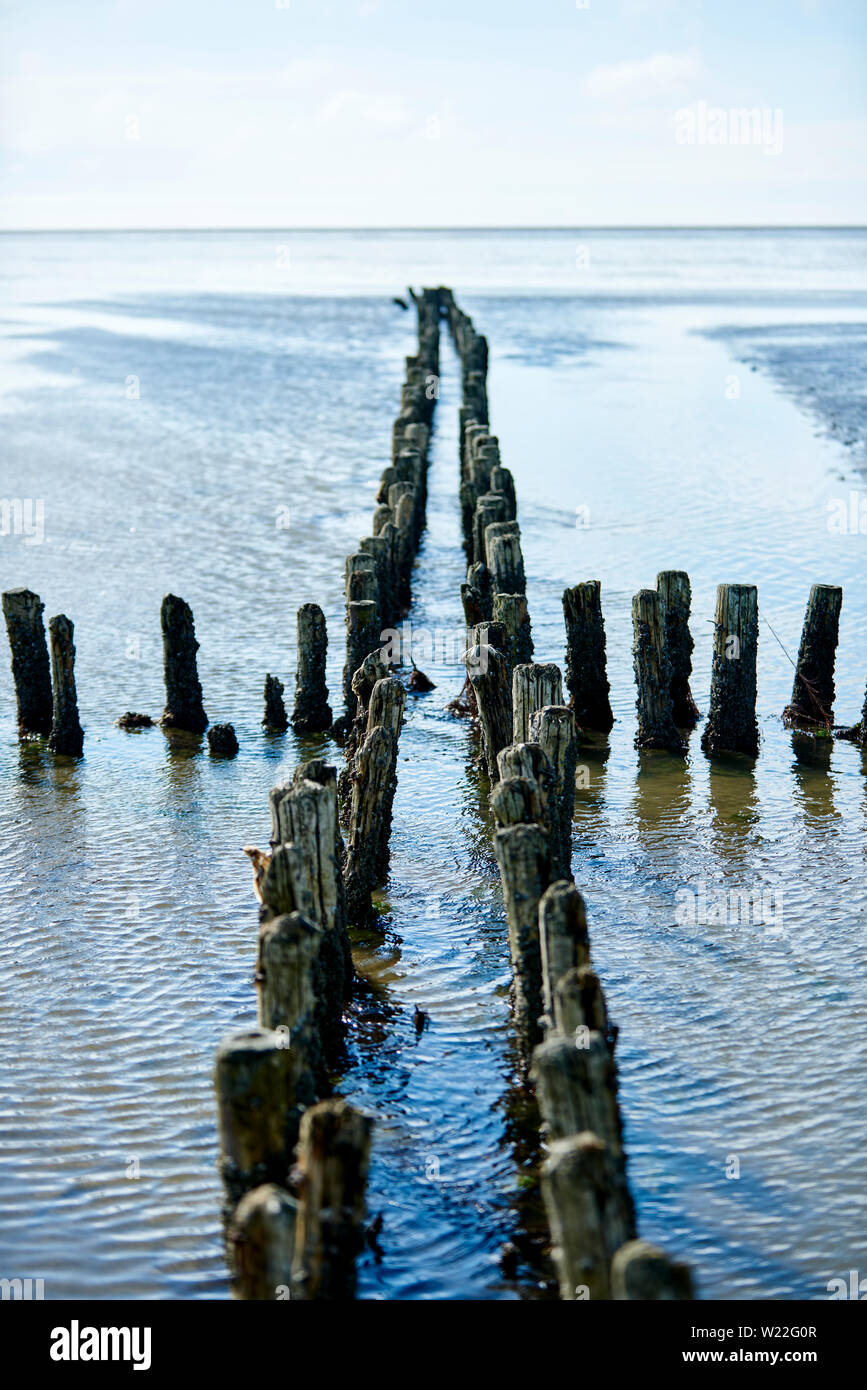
[[611, 1239, 695, 1300], [783, 583, 842, 729], [2, 587, 53, 736], [632, 589, 685, 752], [494, 822, 551, 1050], [657, 570, 699, 727], [529, 706, 577, 881], [228, 1183, 298, 1301], [47, 614, 84, 756], [214, 1027, 314, 1208], [293, 603, 332, 732], [160, 593, 207, 733], [562, 581, 613, 733], [512, 662, 563, 744], [701, 584, 759, 756], [291, 1099, 373, 1301]]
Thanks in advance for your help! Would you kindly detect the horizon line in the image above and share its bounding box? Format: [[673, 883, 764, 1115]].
[[1, 223, 865, 234]]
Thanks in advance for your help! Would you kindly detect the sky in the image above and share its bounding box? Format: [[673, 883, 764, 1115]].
[[0, 0, 865, 228]]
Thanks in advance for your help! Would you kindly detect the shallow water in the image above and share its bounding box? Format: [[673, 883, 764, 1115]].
[[1, 230, 865, 1299]]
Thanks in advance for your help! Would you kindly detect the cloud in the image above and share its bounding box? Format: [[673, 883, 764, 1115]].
[[585, 51, 702, 104]]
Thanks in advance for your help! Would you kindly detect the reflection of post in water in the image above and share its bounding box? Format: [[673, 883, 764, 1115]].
[[707, 757, 759, 864], [161, 727, 205, 815], [572, 735, 610, 850], [790, 732, 839, 827], [631, 747, 693, 844]]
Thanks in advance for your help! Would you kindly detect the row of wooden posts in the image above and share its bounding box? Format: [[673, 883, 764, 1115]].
[[445, 290, 694, 1299], [212, 291, 444, 1298]]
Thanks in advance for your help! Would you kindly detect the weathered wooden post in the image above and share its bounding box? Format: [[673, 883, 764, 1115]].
[[611, 1238, 695, 1300], [541, 1134, 633, 1301], [782, 584, 842, 729], [292, 603, 332, 733], [486, 526, 526, 596], [269, 764, 352, 1051], [291, 1099, 373, 1302], [512, 662, 563, 743], [538, 881, 590, 1023], [494, 822, 551, 1049], [228, 1183, 298, 1301], [343, 678, 405, 924], [2, 587, 53, 736], [214, 1026, 315, 1209], [632, 590, 685, 752], [257, 912, 323, 1084], [343, 600, 379, 715], [562, 582, 614, 733], [467, 638, 512, 780], [207, 723, 238, 757], [47, 614, 84, 756], [497, 742, 556, 847], [263, 674, 288, 732], [701, 584, 759, 756], [160, 593, 207, 733], [657, 570, 699, 728], [493, 592, 533, 669], [529, 706, 577, 881]]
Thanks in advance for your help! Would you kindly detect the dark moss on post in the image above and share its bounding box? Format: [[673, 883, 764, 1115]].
[[562, 581, 614, 733], [2, 587, 53, 736], [701, 583, 759, 757], [160, 593, 207, 733], [783, 584, 842, 730], [657, 570, 699, 728], [292, 603, 332, 733], [263, 674, 288, 732], [47, 614, 84, 756]]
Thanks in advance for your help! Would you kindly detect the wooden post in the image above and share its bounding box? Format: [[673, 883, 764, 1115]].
[[529, 706, 577, 882], [2, 587, 53, 736], [554, 966, 610, 1043], [467, 639, 512, 781], [632, 590, 685, 752], [494, 822, 551, 1049], [291, 1099, 373, 1301], [473, 493, 508, 565], [228, 1183, 298, 1301], [160, 593, 207, 733], [343, 600, 379, 715], [701, 584, 759, 756], [214, 1026, 314, 1209], [541, 1133, 634, 1301], [657, 570, 699, 728], [512, 663, 563, 743], [611, 1239, 694, 1300], [493, 592, 533, 669], [461, 562, 494, 626], [263, 674, 288, 732], [538, 881, 590, 1022], [497, 741, 556, 848], [491, 774, 547, 830], [344, 677, 405, 925], [207, 723, 238, 757], [257, 912, 323, 1084], [486, 526, 526, 596], [269, 765, 351, 1050], [293, 603, 332, 733], [562, 582, 614, 733], [47, 614, 84, 756], [783, 584, 842, 729]]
